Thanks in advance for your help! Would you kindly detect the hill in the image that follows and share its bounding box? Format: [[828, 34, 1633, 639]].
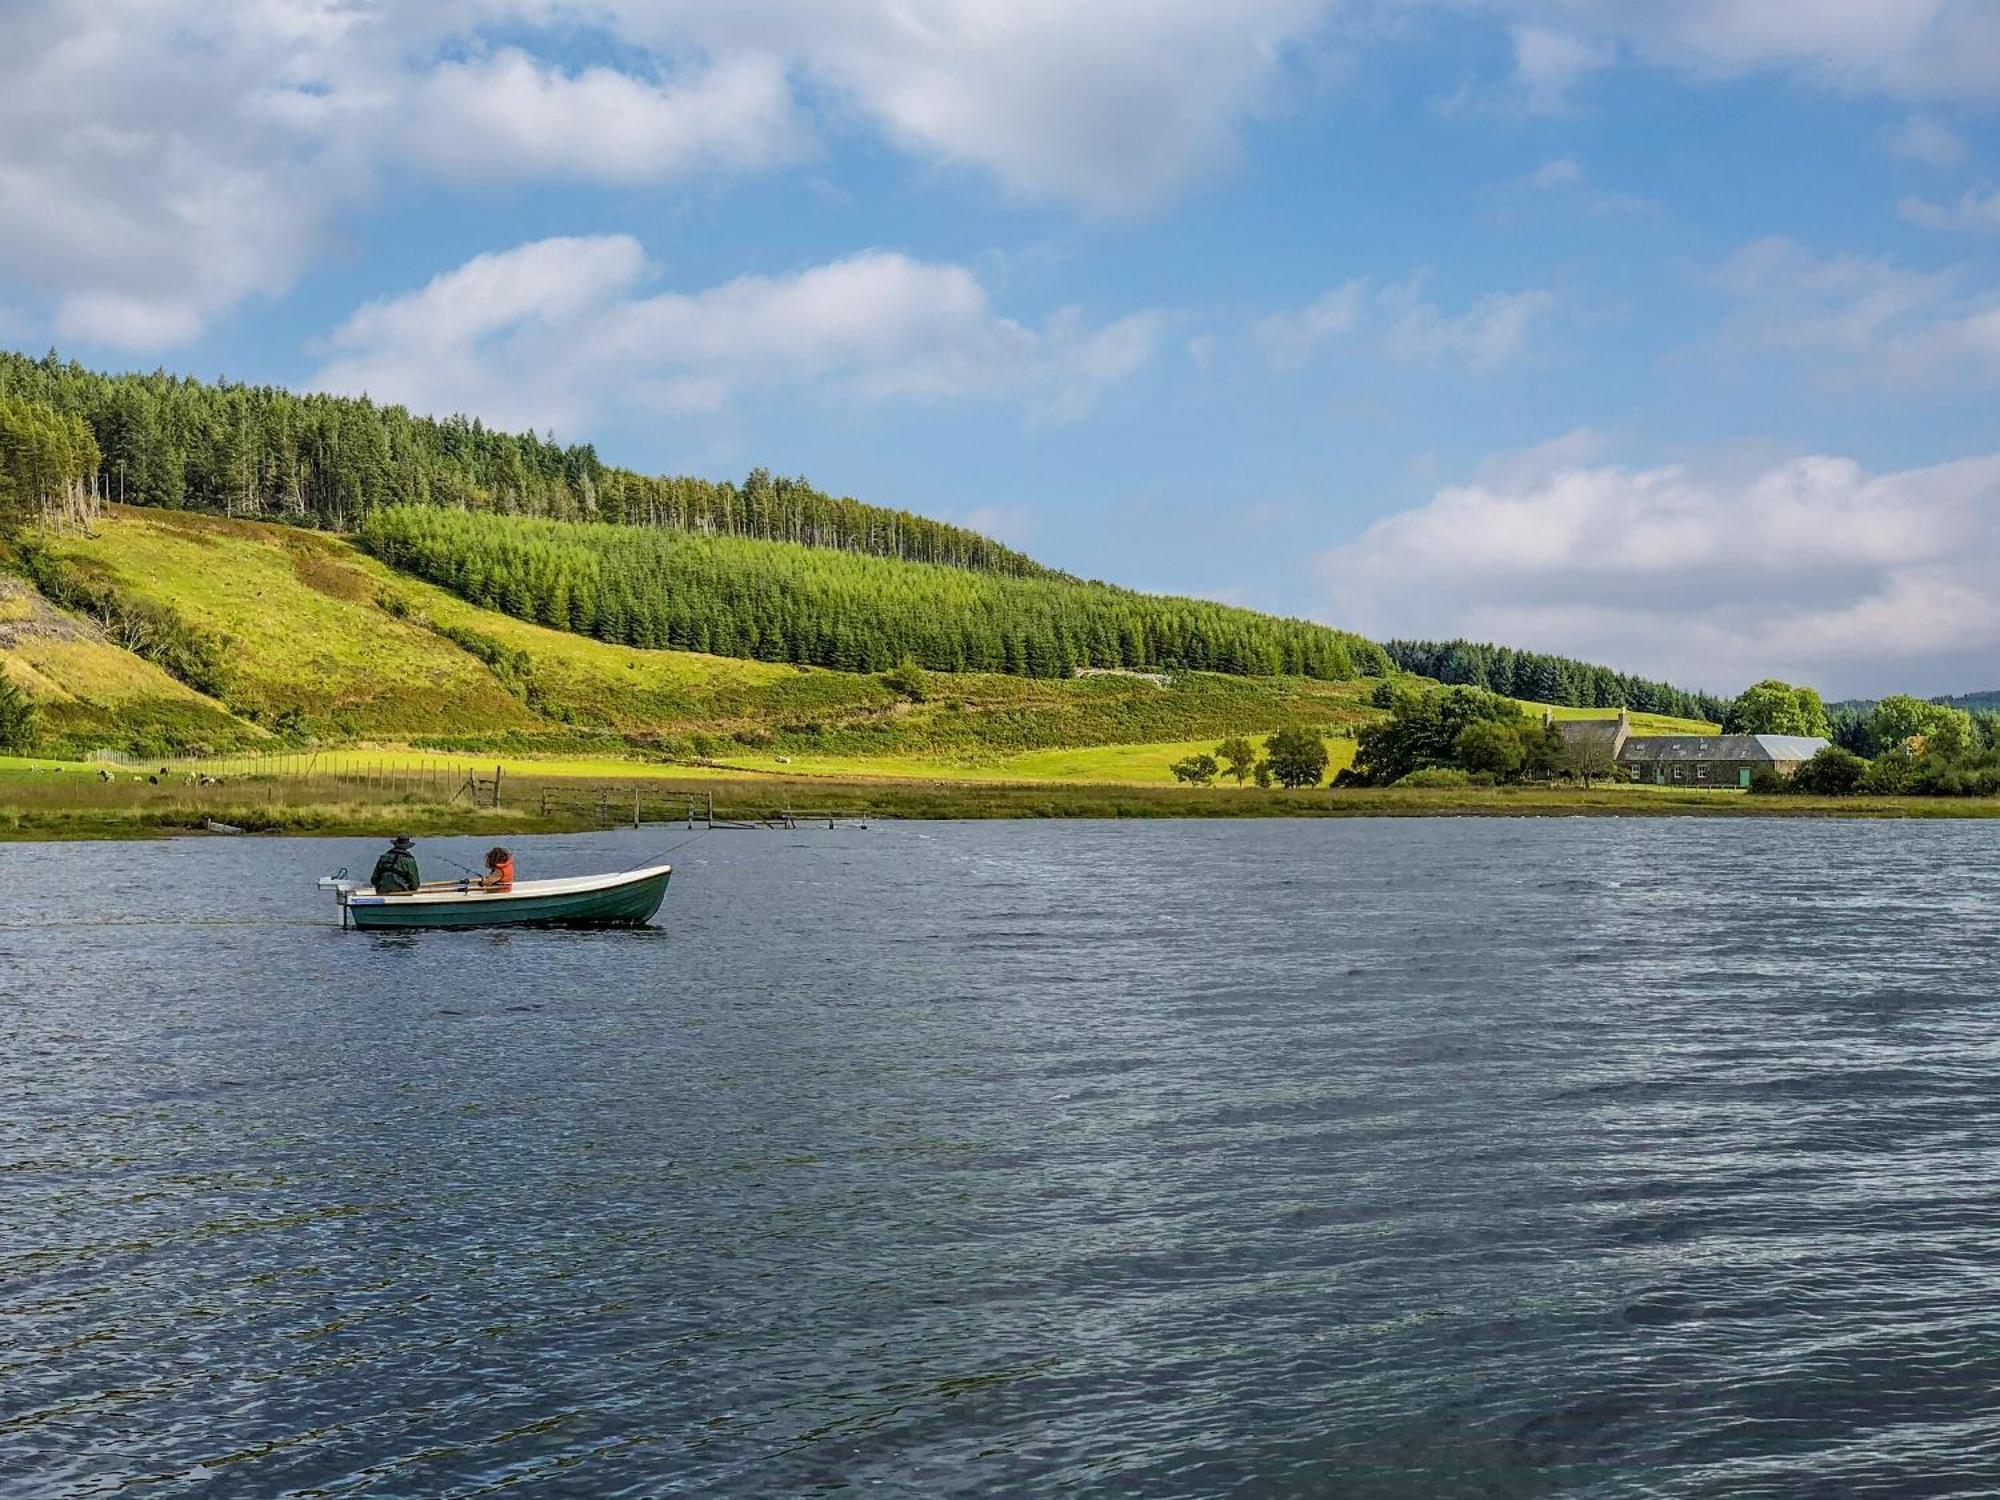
[[5, 507, 1387, 763], [0, 569, 258, 758], [1831, 690, 2000, 714], [359, 505, 1387, 680], [1385, 638, 1728, 724], [0, 348, 1058, 578]]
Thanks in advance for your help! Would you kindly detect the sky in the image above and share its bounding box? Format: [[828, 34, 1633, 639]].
[[3, 2, 1999, 698]]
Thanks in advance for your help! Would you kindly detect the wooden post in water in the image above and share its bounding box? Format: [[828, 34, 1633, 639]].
[[634, 786, 641, 829]]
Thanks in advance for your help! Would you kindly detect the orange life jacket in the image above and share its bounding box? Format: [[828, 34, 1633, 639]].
[[487, 858, 515, 890]]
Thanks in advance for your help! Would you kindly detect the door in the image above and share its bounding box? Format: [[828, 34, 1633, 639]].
[[1739, 767, 1752, 788]]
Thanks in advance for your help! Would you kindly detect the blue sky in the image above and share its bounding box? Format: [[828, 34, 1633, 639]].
[[4, 2, 1999, 696]]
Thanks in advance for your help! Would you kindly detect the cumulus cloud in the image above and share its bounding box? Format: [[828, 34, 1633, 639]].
[[1434, 1, 2000, 105], [1899, 187, 2000, 233], [311, 237, 1161, 431], [1510, 26, 1613, 111], [1890, 114, 1969, 167], [1256, 276, 1554, 375], [1715, 236, 2000, 385], [400, 50, 807, 185], [1254, 283, 1370, 370], [1315, 438, 2000, 696], [1527, 156, 1586, 189], [606, 0, 1335, 213], [0, 0, 1342, 347]]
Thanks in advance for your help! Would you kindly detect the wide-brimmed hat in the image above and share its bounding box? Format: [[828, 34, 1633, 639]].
[[391, 834, 414, 848]]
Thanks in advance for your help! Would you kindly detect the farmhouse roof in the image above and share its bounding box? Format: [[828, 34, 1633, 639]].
[[1617, 734, 1829, 763], [1555, 718, 1625, 752]]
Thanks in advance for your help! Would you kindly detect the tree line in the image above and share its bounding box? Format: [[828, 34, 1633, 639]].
[[1170, 730, 1329, 789], [0, 392, 100, 532], [1771, 693, 2000, 797], [361, 506, 1392, 682], [0, 349, 1055, 577], [1384, 637, 1728, 723]]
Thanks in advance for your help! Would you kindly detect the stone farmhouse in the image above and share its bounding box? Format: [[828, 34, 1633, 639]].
[[1547, 709, 1829, 789]]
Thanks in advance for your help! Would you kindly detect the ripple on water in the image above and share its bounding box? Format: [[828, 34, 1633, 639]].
[[5, 819, 2000, 1497]]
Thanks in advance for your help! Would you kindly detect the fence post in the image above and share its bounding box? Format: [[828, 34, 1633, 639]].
[[493, 765, 503, 809]]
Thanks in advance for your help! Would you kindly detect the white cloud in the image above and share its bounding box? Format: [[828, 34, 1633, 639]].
[[1900, 187, 2000, 233], [1528, 156, 1586, 189], [1255, 282, 1370, 370], [609, 0, 1337, 214], [1890, 114, 1969, 167], [400, 49, 807, 185], [311, 237, 1161, 431], [1316, 441, 2000, 696], [1511, 26, 1612, 111], [1256, 276, 1554, 374], [1378, 282, 1554, 373], [1435, 1, 2000, 105], [0, 1, 1343, 347], [1715, 236, 2000, 385]]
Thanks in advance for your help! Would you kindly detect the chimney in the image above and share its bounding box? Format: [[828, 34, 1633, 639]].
[[1618, 708, 1630, 730]]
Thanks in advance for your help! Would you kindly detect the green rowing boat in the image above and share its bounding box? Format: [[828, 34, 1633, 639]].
[[328, 864, 672, 930]]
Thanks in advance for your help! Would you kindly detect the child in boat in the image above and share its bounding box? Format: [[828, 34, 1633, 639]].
[[481, 847, 515, 890]]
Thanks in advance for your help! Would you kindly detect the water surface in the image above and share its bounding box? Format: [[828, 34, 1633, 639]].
[[5, 818, 2000, 1496]]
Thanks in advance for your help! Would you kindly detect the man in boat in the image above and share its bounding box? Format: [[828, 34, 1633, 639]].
[[480, 847, 515, 891], [370, 835, 421, 895]]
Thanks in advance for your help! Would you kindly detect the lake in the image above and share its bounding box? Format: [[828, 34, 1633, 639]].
[[6, 818, 2000, 1497]]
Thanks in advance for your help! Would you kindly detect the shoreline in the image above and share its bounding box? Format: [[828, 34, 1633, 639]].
[[8, 773, 2000, 841]]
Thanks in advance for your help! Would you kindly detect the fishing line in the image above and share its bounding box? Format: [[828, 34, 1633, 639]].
[[619, 826, 715, 871]]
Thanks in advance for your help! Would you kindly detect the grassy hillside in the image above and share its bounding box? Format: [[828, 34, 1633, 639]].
[[10, 507, 1384, 762], [1539, 702, 1721, 735], [0, 573, 262, 757]]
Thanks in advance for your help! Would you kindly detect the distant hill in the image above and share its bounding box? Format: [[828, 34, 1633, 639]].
[[1828, 690, 2000, 717], [1384, 638, 1728, 724]]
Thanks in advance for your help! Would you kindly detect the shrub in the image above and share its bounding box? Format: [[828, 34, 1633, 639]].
[[1859, 747, 1916, 796], [1170, 753, 1219, 786], [1454, 719, 1525, 778], [0, 674, 38, 753], [1791, 745, 1867, 796], [1399, 766, 1471, 788], [882, 655, 930, 702]]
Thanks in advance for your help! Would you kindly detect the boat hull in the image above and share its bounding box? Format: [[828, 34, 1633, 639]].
[[345, 867, 670, 930]]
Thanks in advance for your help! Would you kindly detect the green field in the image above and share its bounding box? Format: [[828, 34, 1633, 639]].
[[1536, 702, 1721, 735]]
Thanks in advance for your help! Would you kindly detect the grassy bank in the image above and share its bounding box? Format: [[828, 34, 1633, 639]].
[[7, 764, 1998, 841]]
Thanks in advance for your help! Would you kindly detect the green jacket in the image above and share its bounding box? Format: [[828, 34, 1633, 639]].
[[371, 848, 420, 894]]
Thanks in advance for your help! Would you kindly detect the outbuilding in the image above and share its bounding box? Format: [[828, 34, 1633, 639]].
[[1617, 734, 1829, 788]]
